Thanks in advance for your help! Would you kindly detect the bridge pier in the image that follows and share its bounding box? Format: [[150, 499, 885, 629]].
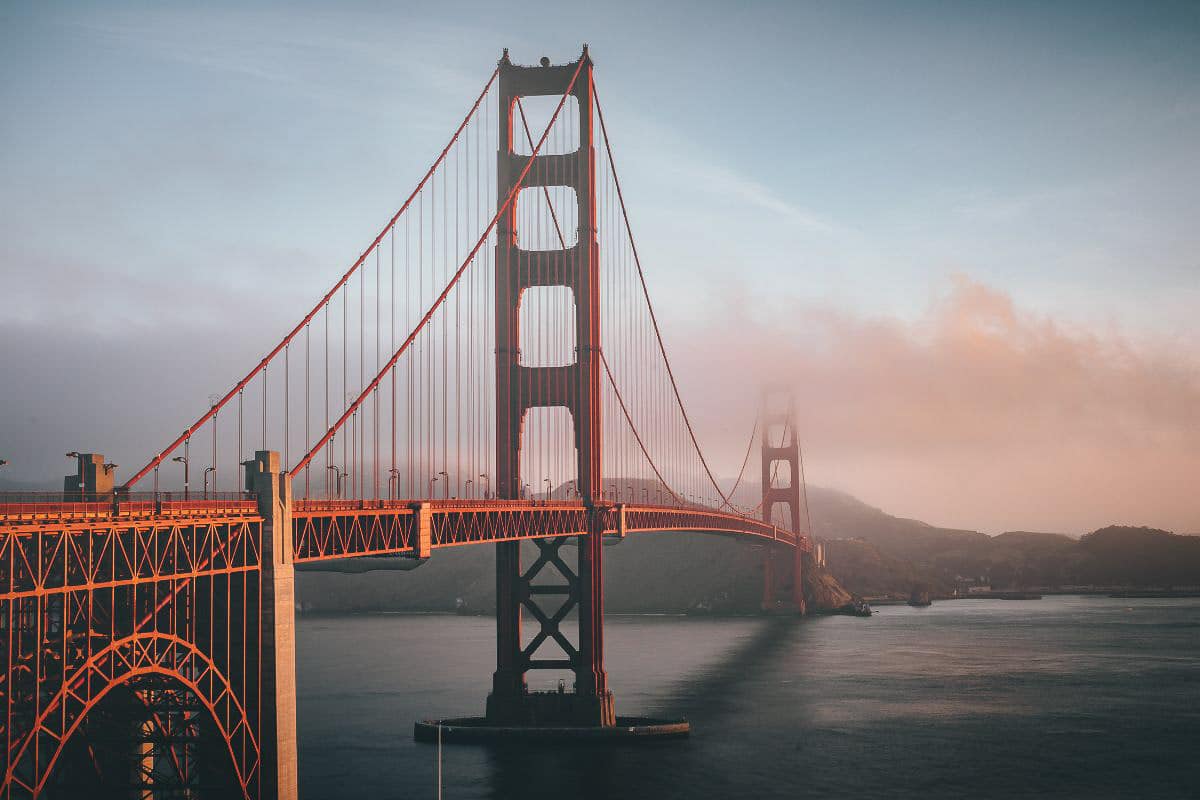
[[486, 509, 614, 727], [246, 451, 299, 800]]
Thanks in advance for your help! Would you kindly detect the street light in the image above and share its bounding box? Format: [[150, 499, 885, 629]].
[[428, 473, 439, 499], [479, 473, 490, 499], [544, 478, 553, 501], [327, 465, 345, 498], [438, 470, 448, 500], [522, 483, 531, 500], [388, 468, 400, 500], [0, 459, 8, 469], [465, 478, 474, 498], [172, 455, 190, 500], [203, 466, 216, 498]]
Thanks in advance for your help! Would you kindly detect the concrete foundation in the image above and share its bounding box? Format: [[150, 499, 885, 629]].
[[415, 716, 688, 744], [485, 689, 615, 728]]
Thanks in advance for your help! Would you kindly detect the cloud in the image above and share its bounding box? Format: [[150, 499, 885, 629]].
[[667, 274, 1200, 535]]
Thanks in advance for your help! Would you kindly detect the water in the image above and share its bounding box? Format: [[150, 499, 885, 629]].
[[296, 597, 1200, 799]]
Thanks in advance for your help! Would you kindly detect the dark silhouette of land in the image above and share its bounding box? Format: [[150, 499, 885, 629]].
[[294, 486, 1199, 613]]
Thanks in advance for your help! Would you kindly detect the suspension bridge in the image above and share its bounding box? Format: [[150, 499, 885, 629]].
[[0, 47, 818, 799]]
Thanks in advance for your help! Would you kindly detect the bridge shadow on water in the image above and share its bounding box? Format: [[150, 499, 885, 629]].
[[477, 616, 818, 800]]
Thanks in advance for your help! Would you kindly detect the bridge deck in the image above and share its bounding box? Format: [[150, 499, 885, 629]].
[[0, 497, 809, 589], [291, 499, 808, 561]]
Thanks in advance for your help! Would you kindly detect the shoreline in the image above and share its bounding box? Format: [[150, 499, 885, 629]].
[[295, 593, 1200, 618]]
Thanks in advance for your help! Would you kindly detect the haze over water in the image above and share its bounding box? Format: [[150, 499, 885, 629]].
[[296, 597, 1199, 799]]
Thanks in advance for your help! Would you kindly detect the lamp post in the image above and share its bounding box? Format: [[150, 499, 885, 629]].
[[544, 478, 553, 501], [327, 465, 345, 498], [522, 483, 530, 500], [172, 455, 190, 500], [203, 466, 215, 499], [479, 473, 490, 499], [428, 473, 439, 499], [464, 478, 474, 499], [388, 468, 400, 500], [438, 470, 448, 500]]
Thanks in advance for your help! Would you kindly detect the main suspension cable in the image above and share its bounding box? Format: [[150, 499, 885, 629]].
[[123, 66, 502, 490], [292, 58, 587, 475]]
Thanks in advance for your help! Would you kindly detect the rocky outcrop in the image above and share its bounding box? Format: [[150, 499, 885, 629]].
[[802, 557, 855, 612]]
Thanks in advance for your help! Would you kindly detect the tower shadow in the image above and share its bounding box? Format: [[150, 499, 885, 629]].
[[477, 616, 814, 800]]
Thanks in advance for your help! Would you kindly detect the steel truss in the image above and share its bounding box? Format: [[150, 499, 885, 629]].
[[1, 510, 264, 799]]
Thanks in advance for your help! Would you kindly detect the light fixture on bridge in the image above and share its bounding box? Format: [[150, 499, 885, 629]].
[[327, 465, 346, 498]]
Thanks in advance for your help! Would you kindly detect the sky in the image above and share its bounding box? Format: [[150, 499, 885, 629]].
[[1, 0, 1197, 535]]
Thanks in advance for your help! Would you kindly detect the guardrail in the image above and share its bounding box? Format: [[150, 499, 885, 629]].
[[0, 491, 259, 524]]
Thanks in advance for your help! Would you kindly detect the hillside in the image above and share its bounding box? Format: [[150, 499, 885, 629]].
[[805, 489, 1200, 596], [298, 534, 774, 614], [295, 487, 1197, 612]]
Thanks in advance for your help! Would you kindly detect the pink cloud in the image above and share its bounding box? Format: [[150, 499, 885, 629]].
[[671, 274, 1200, 535]]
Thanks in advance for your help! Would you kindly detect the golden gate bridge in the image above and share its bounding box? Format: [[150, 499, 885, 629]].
[[1, 47, 815, 799]]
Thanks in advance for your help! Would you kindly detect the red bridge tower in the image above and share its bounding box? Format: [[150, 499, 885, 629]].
[[488, 47, 613, 726], [761, 387, 808, 614]]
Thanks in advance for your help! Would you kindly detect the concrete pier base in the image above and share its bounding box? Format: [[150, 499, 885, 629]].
[[485, 689, 616, 728], [414, 716, 689, 744]]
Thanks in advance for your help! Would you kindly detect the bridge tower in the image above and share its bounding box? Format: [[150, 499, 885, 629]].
[[489, 47, 614, 726], [761, 387, 807, 614]]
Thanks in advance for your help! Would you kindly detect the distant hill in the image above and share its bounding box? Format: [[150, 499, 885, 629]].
[[296, 487, 1199, 611], [1076, 526, 1200, 587], [297, 534, 772, 614], [0, 476, 58, 492], [804, 488, 1200, 596]]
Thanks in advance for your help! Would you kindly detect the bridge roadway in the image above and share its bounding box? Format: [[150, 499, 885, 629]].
[[0, 496, 810, 594]]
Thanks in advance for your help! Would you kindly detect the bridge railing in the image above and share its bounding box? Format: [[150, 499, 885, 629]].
[[289, 499, 811, 562], [0, 491, 259, 524]]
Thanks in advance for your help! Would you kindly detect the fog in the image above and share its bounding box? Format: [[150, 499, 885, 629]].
[[668, 274, 1200, 535], [2, 272, 1196, 537]]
